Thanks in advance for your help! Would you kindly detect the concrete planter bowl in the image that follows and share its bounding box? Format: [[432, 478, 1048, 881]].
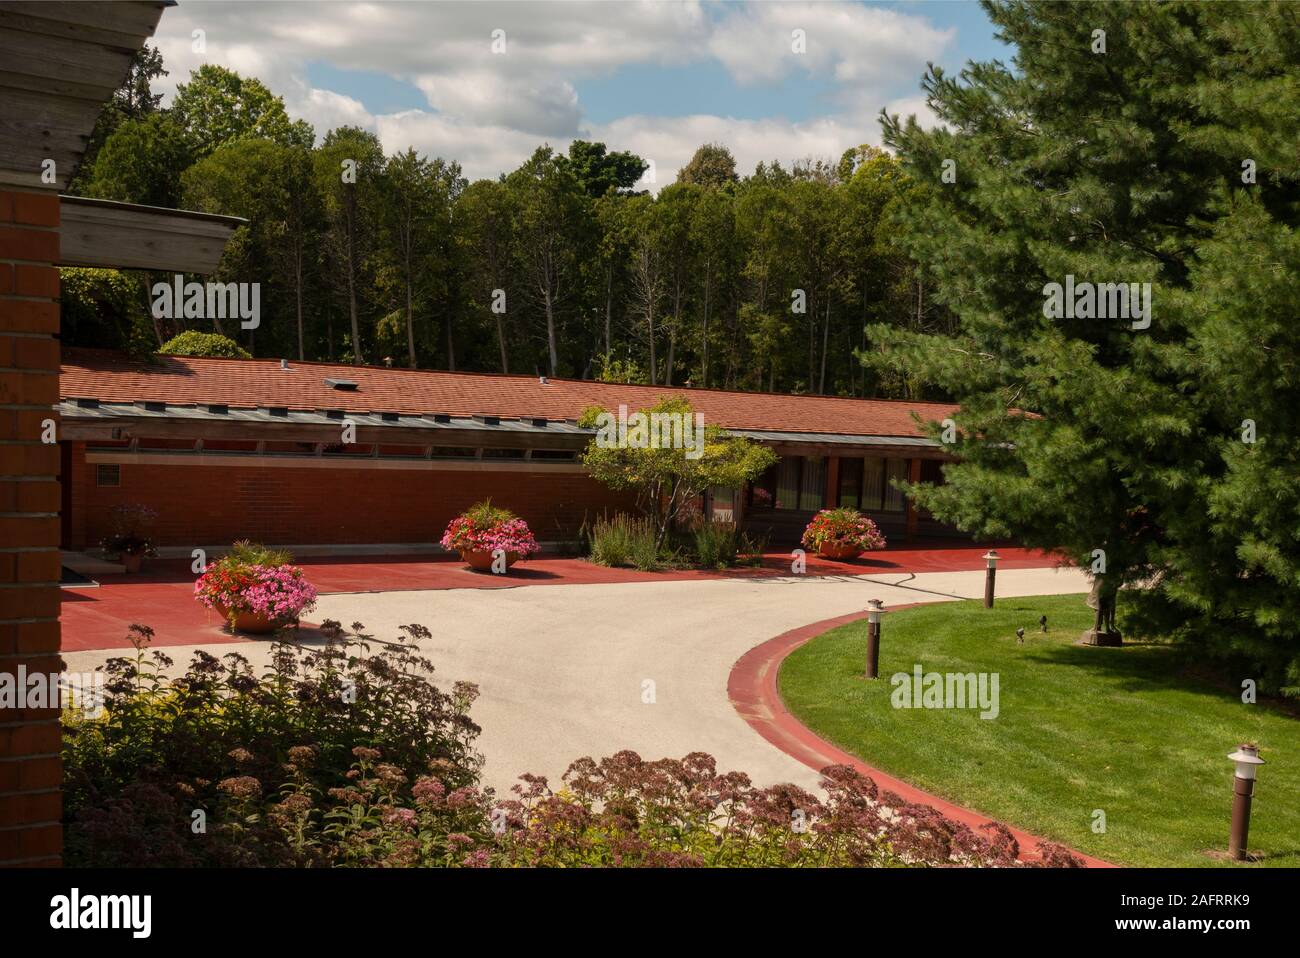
[[231, 610, 281, 635], [817, 542, 864, 561], [460, 549, 521, 573], [212, 604, 287, 635]]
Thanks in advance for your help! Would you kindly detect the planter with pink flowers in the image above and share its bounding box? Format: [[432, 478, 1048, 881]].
[[194, 540, 317, 634], [801, 507, 887, 561], [440, 501, 539, 573]]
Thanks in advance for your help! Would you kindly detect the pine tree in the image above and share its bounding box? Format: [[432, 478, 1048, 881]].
[[871, 0, 1300, 688]]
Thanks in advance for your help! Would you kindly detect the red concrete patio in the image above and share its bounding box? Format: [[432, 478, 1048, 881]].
[[60, 542, 1065, 652]]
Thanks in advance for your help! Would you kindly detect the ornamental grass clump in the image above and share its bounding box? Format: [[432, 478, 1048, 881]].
[[588, 513, 662, 570], [440, 500, 540, 558], [686, 518, 766, 569], [801, 507, 887, 553]]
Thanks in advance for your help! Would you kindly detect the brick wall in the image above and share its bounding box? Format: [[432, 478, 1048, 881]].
[[0, 187, 62, 866], [75, 456, 637, 548]]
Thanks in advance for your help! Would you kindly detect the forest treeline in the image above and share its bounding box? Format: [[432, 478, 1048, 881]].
[[64, 50, 952, 398]]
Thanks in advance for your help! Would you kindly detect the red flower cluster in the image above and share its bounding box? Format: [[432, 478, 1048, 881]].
[[193, 563, 257, 609], [440, 514, 539, 557], [801, 507, 887, 552]]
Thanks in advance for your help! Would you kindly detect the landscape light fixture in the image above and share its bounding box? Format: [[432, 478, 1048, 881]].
[[1227, 743, 1266, 861], [982, 550, 1000, 608], [865, 598, 886, 679]]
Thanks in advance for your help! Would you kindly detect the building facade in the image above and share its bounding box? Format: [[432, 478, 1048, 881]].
[[58, 348, 961, 553]]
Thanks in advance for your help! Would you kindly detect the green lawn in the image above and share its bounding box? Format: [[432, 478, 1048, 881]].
[[779, 594, 1300, 867]]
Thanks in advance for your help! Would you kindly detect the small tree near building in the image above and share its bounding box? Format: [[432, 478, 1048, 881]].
[[579, 397, 775, 548]]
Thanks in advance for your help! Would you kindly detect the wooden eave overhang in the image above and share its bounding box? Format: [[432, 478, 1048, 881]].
[[58, 401, 951, 458], [0, 1, 170, 190], [58, 195, 248, 274], [57, 401, 595, 450]]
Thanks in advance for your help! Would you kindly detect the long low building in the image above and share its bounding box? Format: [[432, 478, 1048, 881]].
[[57, 348, 963, 552]]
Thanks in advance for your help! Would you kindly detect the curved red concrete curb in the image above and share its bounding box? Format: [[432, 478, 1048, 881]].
[[728, 607, 1114, 868]]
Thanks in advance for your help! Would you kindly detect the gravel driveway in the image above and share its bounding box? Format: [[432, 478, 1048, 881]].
[[63, 567, 1089, 794]]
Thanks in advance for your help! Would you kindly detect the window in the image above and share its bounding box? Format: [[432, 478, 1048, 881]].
[[321, 443, 374, 457], [375, 444, 426, 459], [201, 439, 258, 454], [774, 457, 800, 510], [429, 446, 478, 460], [838, 457, 863, 508], [263, 441, 319, 457], [708, 485, 735, 521], [95, 464, 120, 487], [530, 449, 578, 462], [482, 448, 525, 460], [884, 458, 907, 512], [754, 456, 825, 512], [862, 457, 884, 508], [920, 459, 945, 485], [136, 438, 197, 452], [799, 456, 826, 511], [838, 456, 909, 513]]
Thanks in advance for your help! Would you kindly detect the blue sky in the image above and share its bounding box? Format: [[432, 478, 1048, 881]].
[[154, 1, 1012, 183]]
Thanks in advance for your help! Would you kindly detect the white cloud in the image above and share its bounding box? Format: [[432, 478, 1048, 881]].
[[147, 1, 952, 182], [587, 112, 882, 187], [294, 84, 377, 136], [374, 110, 547, 180], [707, 2, 952, 87], [413, 70, 582, 138]]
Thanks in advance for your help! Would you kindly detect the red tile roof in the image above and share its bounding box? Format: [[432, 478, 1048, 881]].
[[59, 348, 958, 438]]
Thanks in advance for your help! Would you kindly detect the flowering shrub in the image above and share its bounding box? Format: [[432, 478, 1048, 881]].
[[193, 540, 317, 624], [489, 750, 1081, 868], [62, 620, 484, 867], [65, 627, 1084, 870], [440, 500, 540, 557], [801, 507, 887, 553]]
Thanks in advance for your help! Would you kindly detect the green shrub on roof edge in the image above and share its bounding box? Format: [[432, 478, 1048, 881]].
[[158, 330, 251, 359]]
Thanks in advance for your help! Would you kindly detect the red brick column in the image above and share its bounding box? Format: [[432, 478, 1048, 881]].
[[0, 187, 63, 866], [67, 441, 87, 550]]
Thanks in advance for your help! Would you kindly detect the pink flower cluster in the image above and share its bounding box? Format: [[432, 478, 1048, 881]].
[[801, 508, 887, 552], [194, 563, 317, 621], [242, 565, 318, 619], [440, 516, 539, 557]]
